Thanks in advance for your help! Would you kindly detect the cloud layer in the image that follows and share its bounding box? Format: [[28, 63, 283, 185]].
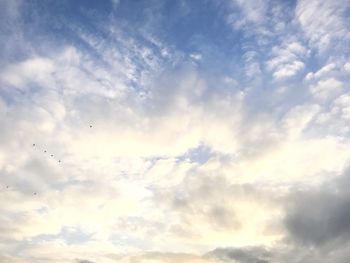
[[1, 0, 350, 262]]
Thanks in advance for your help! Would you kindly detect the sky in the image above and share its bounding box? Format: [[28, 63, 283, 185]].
[[0, 0, 350, 262]]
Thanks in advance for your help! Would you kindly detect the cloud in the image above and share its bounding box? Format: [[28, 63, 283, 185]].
[[267, 41, 307, 80], [111, 249, 275, 263], [227, 0, 268, 29], [242, 51, 262, 78], [1, 1, 350, 262], [111, 0, 120, 9], [295, 0, 350, 52], [111, 252, 225, 263], [206, 247, 271, 263], [190, 53, 202, 61], [76, 260, 95, 263], [272, 61, 304, 80], [305, 63, 337, 81], [150, 169, 284, 250], [0, 57, 55, 88], [344, 63, 350, 72], [310, 77, 343, 99], [283, 167, 350, 262], [334, 93, 350, 119]]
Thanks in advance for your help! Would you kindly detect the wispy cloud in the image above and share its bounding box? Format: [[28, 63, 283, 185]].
[[296, 0, 350, 52]]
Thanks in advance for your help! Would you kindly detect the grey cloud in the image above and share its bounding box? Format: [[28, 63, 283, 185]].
[[285, 168, 350, 248], [114, 252, 219, 263], [285, 191, 350, 246], [115, 250, 272, 263], [168, 175, 243, 230], [76, 260, 95, 263], [206, 246, 271, 263], [152, 170, 278, 241]]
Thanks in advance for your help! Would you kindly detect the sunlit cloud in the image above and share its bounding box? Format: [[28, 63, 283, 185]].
[[1, 0, 350, 262]]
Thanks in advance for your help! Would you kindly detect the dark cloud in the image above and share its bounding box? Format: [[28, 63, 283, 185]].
[[76, 260, 95, 263], [285, 169, 350, 248], [285, 191, 350, 247], [206, 246, 271, 263]]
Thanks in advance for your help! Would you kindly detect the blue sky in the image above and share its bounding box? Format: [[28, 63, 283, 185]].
[[1, 0, 350, 262]]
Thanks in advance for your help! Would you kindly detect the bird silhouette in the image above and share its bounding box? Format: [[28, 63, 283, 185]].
[[33, 143, 35, 147], [90, 125, 93, 128]]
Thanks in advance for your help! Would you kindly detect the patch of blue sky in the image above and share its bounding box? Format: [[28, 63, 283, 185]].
[[178, 144, 213, 164], [22, 227, 94, 246], [15, 1, 248, 84]]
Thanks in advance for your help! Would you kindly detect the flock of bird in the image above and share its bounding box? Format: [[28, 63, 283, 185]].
[[32, 143, 61, 163], [2, 124, 93, 196]]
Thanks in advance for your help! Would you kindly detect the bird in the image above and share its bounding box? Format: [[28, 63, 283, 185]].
[[89, 125, 93, 128], [58, 160, 61, 163], [44, 150, 47, 153], [33, 192, 37, 195], [33, 143, 36, 147], [51, 154, 54, 157]]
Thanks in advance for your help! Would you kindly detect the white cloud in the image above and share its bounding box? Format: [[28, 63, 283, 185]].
[[190, 53, 202, 61], [310, 77, 343, 99], [272, 61, 305, 80], [286, 42, 307, 56], [344, 62, 350, 73], [242, 51, 261, 78], [267, 41, 307, 80], [305, 63, 337, 81], [295, 0, 350, 51], [334, 93, 350, 119], [0, 57, 55, 88], [226, 0, 268, 29]]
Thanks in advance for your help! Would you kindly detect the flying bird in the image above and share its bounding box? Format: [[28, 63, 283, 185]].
[[33, 143, 35, 147], [90, 125, 93, 128], [44, 150, 47, 153], [51, 154, 54, 157]]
